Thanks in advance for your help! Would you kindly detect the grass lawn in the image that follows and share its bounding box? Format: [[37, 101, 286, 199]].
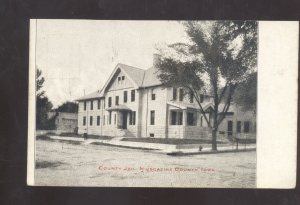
[[121, 137, 227, 145], [59, 133, 113, 140]]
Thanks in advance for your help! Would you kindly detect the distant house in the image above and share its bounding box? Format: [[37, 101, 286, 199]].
[[76, 55, 256, 139], [48, 111, 78, 132], [217, 105, 256, 139]]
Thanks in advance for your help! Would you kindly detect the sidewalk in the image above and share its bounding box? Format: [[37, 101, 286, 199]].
[[49, 135, 256, 155]]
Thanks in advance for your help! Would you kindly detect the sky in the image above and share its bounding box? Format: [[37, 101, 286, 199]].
[[35, 20, 189, 108]]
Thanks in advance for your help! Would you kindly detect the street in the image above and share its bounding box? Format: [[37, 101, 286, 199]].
[[35, 139, 256, 188]]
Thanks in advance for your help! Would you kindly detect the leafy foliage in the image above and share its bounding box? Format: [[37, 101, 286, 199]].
[[233, 72, 257, 113], [36, 68, 55, 129], [156, 21, 257, 150], [55, 101, 78, 113], [36, 68, 45, 98]]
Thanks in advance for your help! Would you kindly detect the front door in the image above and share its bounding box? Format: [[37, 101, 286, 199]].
[[122, 112, 127, 129], [227, 120, 233, 136]]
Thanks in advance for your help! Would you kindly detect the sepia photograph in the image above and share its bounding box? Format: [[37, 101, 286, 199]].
[[30, 20, 258, 187]]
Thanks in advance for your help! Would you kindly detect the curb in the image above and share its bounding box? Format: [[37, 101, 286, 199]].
[[166, 148, 256, 156]]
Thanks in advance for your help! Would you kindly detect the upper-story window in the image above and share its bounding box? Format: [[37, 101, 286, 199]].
[[97, 99, 100, 109], [108, 97, 112, 107], [124, 91, 128, 103], [103, 98, 106, 108], [131, 90, 135, 102], [90, 100, 93, 110], [115, 96, 119, 105], [173, 88, 177, 100], [200, 94, 204, 103], [189, 92, 193, 103], [179, 88, 184, 101], [151, 93, 156, 100], [118, 76, 125, 84], [84, 101, 87, 111]]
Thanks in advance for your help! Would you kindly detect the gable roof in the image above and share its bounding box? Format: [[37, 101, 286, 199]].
[[142, 66, 162, 87], [119, 64, 145, 87], [76, 63, 164, 101], [76, 90, 103, 101]]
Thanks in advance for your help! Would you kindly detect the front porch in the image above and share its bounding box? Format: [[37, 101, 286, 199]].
[[166, 101, 213, 139], [106, 105, 136, 137]]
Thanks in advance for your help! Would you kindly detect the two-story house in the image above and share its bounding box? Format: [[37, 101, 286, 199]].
[[76, 56, 256, 139]]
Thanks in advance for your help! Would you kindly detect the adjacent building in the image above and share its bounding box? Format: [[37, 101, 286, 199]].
[[47, 111, 78, 133]]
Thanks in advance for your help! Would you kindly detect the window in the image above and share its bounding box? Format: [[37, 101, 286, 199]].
[[129, 111, 136, 125], [244, 121, 250, 133], [171, 111, 183, 125], [108, 97, 112, 107], [178, 112, 183, 125], [237, 121, 241, 133], [115, 96, 119, 105], [122, 76, 125, 80], [173, 88, 177, 100], [151, 93, 156, 100], [83, 116, 86, 126], [187, 112, 196, 126], [200, 116, 203, 127], [189, 92, 193, 103], [124, 91, 128, 103], [150, 110, 155, 125], [97, 99, 100, 109], [109, 112, 112, 125], [129, 112, 132, 125], [131, 90, 135, 102], [149, 133, 154, 137], [114, 114, 116, 125], [103, 98, 105, 108], [118, 77, 121, 82], [103, 116, 105, 125], [97, 116, 100, 126], [90, 116, 93, 126], [200, 94, 204, 103], [90, 100, 93, 110], [132, 111, 136, 125], [179, 88, 184, 101], [171, 111, 177, 125], [84, 101, 86, 110]]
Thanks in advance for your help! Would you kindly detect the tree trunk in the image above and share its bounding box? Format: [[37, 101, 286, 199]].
[[212, 128, 217, 151], [211, 106, 219, 151]]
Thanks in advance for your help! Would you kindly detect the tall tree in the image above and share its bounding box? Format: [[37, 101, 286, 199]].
[[56, 101, 78, 113], [157, 21, 257, 150], [233, 71, 257, 113], [36, 68, 53, 129]]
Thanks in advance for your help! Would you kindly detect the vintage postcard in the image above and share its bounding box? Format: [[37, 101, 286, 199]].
[[27, 20, 298, 188]]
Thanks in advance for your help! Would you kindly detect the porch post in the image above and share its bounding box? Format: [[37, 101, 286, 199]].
[[182, 109, 187, 138]]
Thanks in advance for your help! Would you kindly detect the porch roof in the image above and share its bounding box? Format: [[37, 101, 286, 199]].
[[167, 101, 213, 112], [105, 105, 132, 112]]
